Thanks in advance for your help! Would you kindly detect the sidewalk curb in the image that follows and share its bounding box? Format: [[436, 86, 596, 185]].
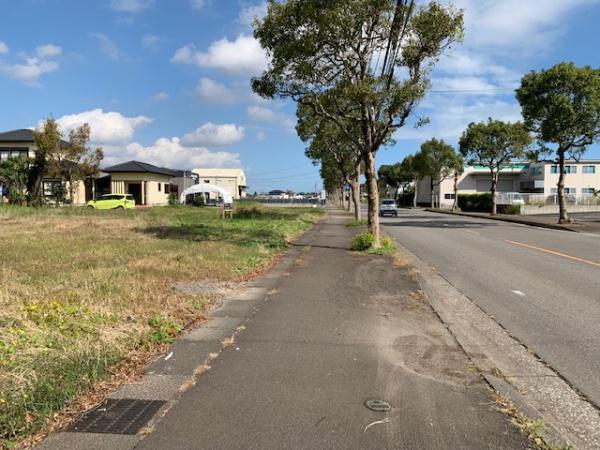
[[425, 208, 579, 232], [35, 222, 321, 450], [389, 236, 600, 450]]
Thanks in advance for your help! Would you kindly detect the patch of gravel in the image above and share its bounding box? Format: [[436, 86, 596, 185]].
[[173, 280, 247, 299]]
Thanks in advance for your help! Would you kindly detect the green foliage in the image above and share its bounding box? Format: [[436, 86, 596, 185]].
[[414, 138, 462, 182], [49, 182, 67, 206], [193, 195, 206, 207], [0, 157, 30, 205], [168, 193, 179, 206], [30, 118, 62, 207], [346, 219, 368, 227], [498, 204, 521, 215], [147, 315, 182, 345], [457, 193, 492, 212], [367, 236, 396, 255], [351, 231, 375, 251]]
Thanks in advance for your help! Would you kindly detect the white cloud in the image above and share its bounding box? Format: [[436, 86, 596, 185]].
[[54, 109, 153, 144], [256, 131, 266, 141], [150, 91, 169, 101], [190, 0, 207, 11], [247, 106, 295, 131], [238, 1, 268, 27], [0, 41, 8, 54], [141, 33, 161, 49], [181, 122, 245, 147], [35, 44, 62, 58], [90, 33, 126, 61], [195, 77, 237, 104], [171, 34, 268, 75], [103, 137, 241, 169], [109, 0, 154, 12]]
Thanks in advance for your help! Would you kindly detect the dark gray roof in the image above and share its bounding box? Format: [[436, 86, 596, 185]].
[[0, 129, 35, 142], [103, 160, 178, 177]]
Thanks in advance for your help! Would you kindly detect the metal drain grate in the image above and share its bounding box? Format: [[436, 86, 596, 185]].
[[68, 399, 166, 435]]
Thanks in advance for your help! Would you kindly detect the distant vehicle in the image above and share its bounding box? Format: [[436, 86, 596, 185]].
[[503, 192, 525, 205], [292, 194, 305, 199], [379, 199, 398, 216], [87, 194, 135, 210]]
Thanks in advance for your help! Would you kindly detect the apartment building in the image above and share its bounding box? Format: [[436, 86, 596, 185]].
[[417, 160, 600, 208]]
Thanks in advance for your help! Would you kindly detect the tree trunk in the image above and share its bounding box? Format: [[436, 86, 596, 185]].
[[339, 186, 344, 209], [490, 172, 498, 216], [413, 179, 418, 207], [352, 166, 361, 221], [430, 177, 435, 208], [364, 152, 380, 247], [557, 150, 570, 223], [452, 171, 459, 212]]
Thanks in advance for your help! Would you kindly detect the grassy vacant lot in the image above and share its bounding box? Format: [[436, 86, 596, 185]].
[[0, 204, 322, 447]]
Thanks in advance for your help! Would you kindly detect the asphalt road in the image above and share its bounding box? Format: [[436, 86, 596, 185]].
[[381, 209, 600, 407], [135, 211, 528, 450]]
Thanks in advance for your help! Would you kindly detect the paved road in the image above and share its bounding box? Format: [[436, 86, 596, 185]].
[[136, 211, 527, 450], [381, 209, 600, 407]]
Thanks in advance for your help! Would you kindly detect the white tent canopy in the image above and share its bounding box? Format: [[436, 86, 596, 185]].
[[179, 184, 233, 204]]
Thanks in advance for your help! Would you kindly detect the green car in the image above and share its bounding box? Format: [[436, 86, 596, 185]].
[[87, 194, 136, 210]]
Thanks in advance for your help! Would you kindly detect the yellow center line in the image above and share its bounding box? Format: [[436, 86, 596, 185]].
[[504, 239, 600, 268]]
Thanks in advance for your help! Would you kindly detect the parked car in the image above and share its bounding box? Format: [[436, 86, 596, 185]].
[[87, 194, 135, 210], [506, 192, 525, 205], [379, 199, 398, 216]]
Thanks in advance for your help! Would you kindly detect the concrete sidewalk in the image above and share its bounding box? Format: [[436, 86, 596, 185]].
[[131, 210, 527, 449]]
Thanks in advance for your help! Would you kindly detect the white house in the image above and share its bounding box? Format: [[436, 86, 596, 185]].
[[192, 168, 247, 200]]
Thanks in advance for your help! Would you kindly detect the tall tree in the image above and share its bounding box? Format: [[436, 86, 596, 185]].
[[61, 125, 104, 205], [413, 138, 462, 208], [30, 118, 62, 206], [252, 0, 463, 247], [459, 119, 531, 215], [298, 103, 362, 220], [399, 154, 420, 207], [516, 62, 600, 223], [0, 157, 30, 205]]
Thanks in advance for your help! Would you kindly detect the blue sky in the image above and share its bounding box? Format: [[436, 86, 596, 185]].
[[0, 0, 599, 192]]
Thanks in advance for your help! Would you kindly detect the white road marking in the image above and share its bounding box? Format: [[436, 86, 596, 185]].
[[510, 290, 526, 297], [164, 352, 173, 361]]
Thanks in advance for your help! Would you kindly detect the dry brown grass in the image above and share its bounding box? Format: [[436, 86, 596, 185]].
[[0, 204, 322, 448]]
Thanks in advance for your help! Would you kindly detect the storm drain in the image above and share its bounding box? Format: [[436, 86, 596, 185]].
[[364, 398, 391, 412], [68, 399, 166, 435]]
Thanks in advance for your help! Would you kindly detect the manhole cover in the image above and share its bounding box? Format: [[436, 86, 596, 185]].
[[68, 398, 166, 435], [364, 398, 391, 412]]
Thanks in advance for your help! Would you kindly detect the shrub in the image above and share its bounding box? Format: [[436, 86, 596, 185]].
[[368, 236, 396, 255], [351, 231, 374, 251], [193, 195, 205, 207], [168, 193, 178, 206], [457, 193, 492, 212], [498, 204, 520, 215], [346, 219, 368, 227], [235, 206, 265, 218]]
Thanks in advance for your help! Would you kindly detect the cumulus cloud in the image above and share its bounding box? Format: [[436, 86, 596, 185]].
[[0, 43, 62, 85], [190, 0, 207, 11], [171, 34, 268, 75], [195, 77, 237, 104], [141, 33, 161, 49], [238, 1, 268, 27], [247, 106, 295, 131], [54, 109, 153, 144], [150, 91, 169, 101], [103, 138, 241, 169], [90, 33, 126, 61], [35, 44, 62, 58], [181, 122, 245, 147], [109, 0, 154, 12]]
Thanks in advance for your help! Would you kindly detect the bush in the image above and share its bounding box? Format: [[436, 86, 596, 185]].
[[498, 204, 520, 215], [351, 231, 374, 251], [168, 193, 178, 206], [368, 236, 396, 255], [193, 195, 205, 207], [457, 193, 492, 212], [346, 219, 368, 227]]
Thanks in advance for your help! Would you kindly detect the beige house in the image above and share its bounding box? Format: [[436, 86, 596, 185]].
[[103, 161, 177, 206], [418, 160, 600, 208], [192, 168, 247, 200], [0, 129, 86, 205]]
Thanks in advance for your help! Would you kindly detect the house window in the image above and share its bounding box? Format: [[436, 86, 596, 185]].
[[550, 187, 576, 194], [550, 165, 577, 174], [164, 183, 170, 194], [583, 165, 596, 174], [444, 193, 455, 199], [158, 183, 161, 192], [582, 187, 596, 194], [204, 179, 210, 183]]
